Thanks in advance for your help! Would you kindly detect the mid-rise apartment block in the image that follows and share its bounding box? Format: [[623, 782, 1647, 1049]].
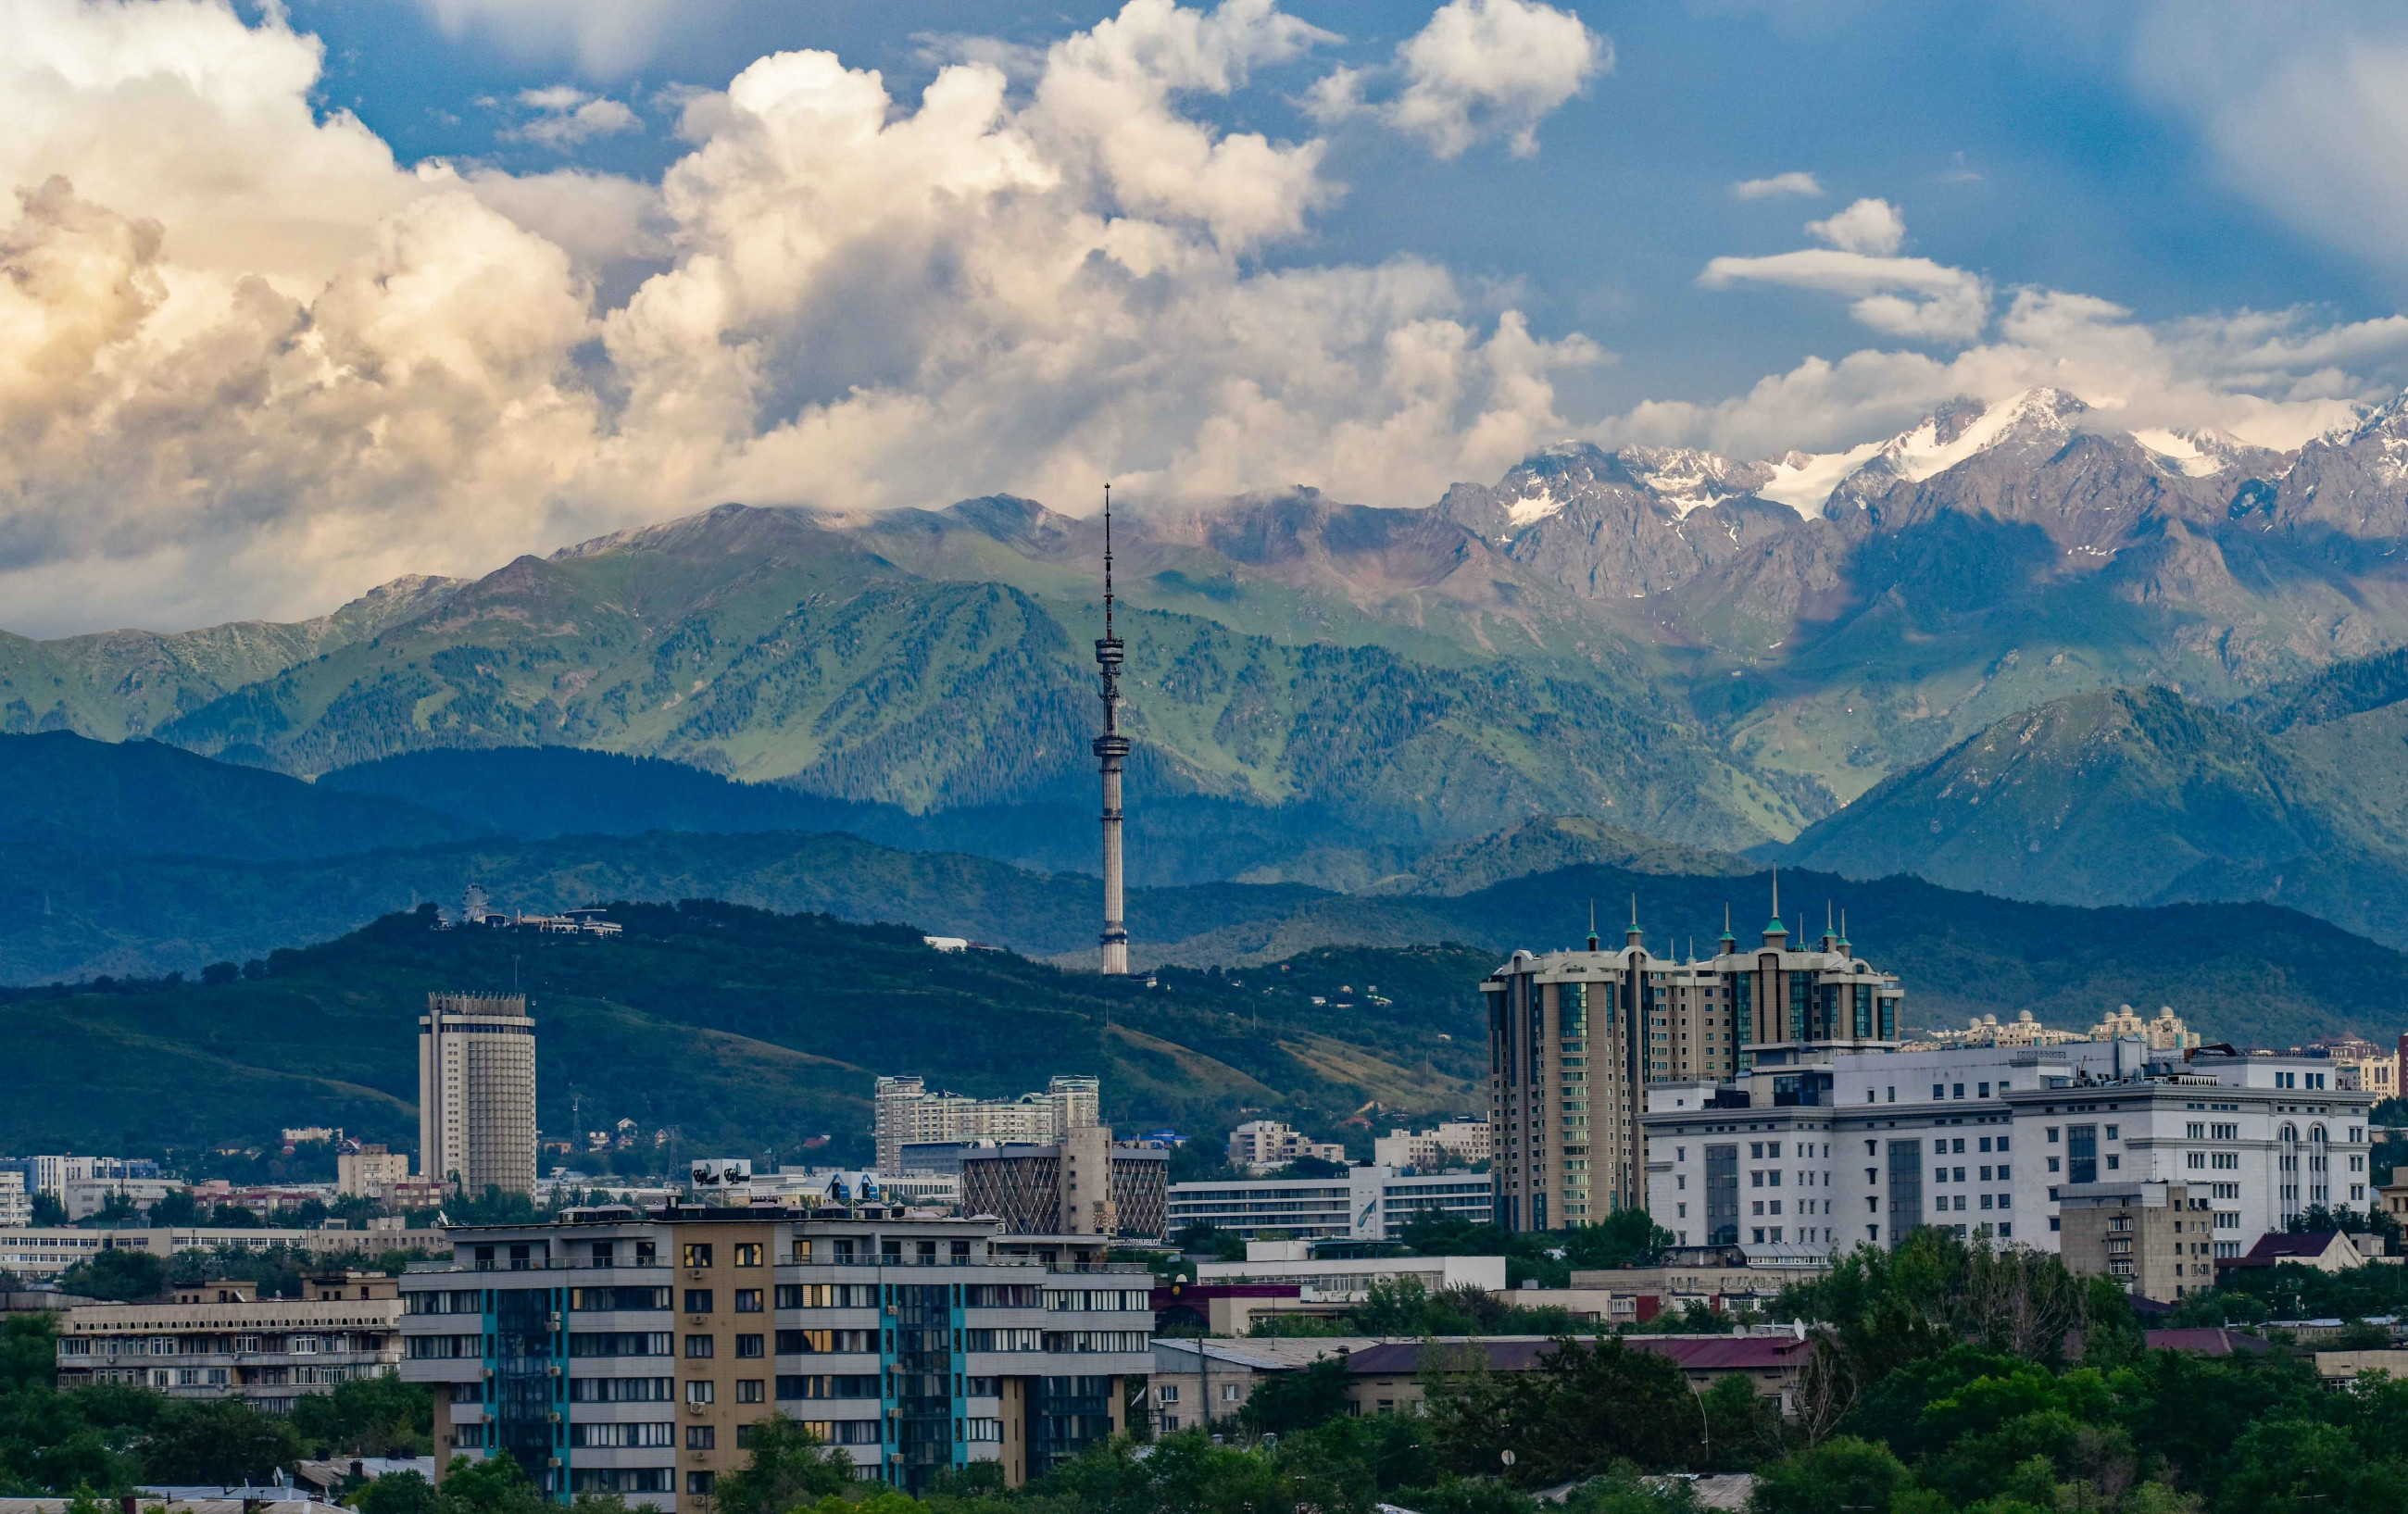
[[340, 1145, 416, 1199], [0, 1172, 29, 1228], [1485, 903, 1901, 1232], [1641, 1041, 2373, 1275], [1371, 1120, 1491, 1170], [1166, 1167, 1491, 1241], [420, 993, 538, 1196], [56, 1272, 404, 1412], [0, 1226, 406, 1282], [1224, 1121, 1346, 1174], [874, 1077, 1098, 1177], [2057, 1180, 2219, 1299], [398, 1207, 1151, 1503]]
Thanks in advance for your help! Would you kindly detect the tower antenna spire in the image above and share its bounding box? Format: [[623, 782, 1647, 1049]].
[[1093, 482, 1132, 976]]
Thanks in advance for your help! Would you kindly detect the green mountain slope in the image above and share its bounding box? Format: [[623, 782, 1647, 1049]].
[[0, 902, 1496, 1162], [0, 732, 489, 858], [4, 815, 2396, 1052], [1779, 679, 2408, 945]]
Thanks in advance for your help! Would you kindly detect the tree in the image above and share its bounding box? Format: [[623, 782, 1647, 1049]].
[[30, 1194, 69, 1227], [1561, 1210, 1673, 1270], [1749, 1435, 1911, 1514], [356, 1470, 437, 1514], [710, 1414, 852, 1514], [141, 1398, 305, 1485], [290, 1374, 433, 1458], [201, 962, 239, 986], [428, 1453, 548, 1514], [58, 1249, 166, 1302], [147, 1189, 200, 1227], [1242, 1358, 1356, 1436]]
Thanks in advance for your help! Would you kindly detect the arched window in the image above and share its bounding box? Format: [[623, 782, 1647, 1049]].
[[2310, 1125, 2327, 1144], [2280, 1124, 2299, 1143]]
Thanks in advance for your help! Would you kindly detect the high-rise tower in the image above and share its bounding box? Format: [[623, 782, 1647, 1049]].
[[419, 991, 537, 1196], [1093, 484, 1132, 975]]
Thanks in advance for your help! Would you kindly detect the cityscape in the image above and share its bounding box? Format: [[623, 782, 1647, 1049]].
[[7, 3, 2408, 1514]]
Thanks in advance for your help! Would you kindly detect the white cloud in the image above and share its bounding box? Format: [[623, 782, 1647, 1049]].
[[0, 0, 1595, 636], [1805, 196, 1903, 256], [1608, 288, 2403, 461], [1700, 200, 1988, 342], [1732, 170, 1823, 199], [508, 86, 642, 148], [1313, 0, 1609, 159]]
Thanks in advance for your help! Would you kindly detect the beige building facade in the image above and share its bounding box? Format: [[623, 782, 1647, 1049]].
[[420, 993, 537, 1196], [56, 1272, 404, 1413]]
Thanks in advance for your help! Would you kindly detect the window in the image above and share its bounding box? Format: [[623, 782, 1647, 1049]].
[[736, 1334, 765, 1358], [1158, 1384, 1180, 1403], [1953, 1083, 1965, 1099], [738, 1379, 764, 1403], [734, 1243, 764, 1268], [687, 1425, 715, 1450], [736, 1421, 762, 1447], [1933, 1084, 1944, 1100], [683, 1244, 713, 1269], [2047, 1127, 2059, 1143], [686, 1380, 715, 1405], [686, 1473, 716, 1497], [570, 1422, 674, 1448], [734, 1289, 763, 1313], [685, 1335, 715, 1358], [684, 1290, 713, 1313], [2106, 1124, 2120, 1141], [1978, 1083, 1990, 1098], [1222, 1383, 1239, 1402], [1997, 1136, 2010, 1152]]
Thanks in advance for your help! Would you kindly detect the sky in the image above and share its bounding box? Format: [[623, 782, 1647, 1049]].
[[10, 0, 2408, 635]]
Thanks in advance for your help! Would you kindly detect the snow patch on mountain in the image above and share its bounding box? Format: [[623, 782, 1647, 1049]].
[[1505, 487, 1566, 526], [1757, 442, 1884, 516], [1620, 446, 1772, 519], [2131, 426, 2246, 478]]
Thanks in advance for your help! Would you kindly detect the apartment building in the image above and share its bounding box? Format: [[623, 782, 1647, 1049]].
[[957, 1131, 1168, 1239], [340, 1145, 415, 1199], [1371, 1120, 1491, 1170], [0, 1172, 28, 1228], [397, 1207, 1151, 1504], [1195, 1241, 1505, 1301], [1641, 1042, 2374, 1272], [2057, 1181, 2218, 1299], [56, 1272, 404, 1412], [65, 1177, 188, 1220], [1166, 1168, 1490, 1241], [420, 993, 538, 1196], [1485, 903, 1902, 1232], [0, 1227, 393, 1283], [874, 1077, 1099, 1177], [1224, 1121, 1346, 1174]]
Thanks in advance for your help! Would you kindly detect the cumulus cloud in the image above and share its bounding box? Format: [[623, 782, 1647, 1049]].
[[1609, 288, 2405, 461], [1805, 196, 1903, 256], [508, 86, 642, 148], [1311, 0, 1609, 158], [0, 0, 1597, 635], [1699, 200, 1990, 342], [1732, 170, 1823, 199]]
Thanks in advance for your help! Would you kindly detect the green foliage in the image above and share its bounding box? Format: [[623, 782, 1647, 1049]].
[[1750, 1435, 1911, 1514], [1394, 1207, 1667, 1288], [58, 1250, 166, 1303], [355, 1470, 437, 1514], [1240, 1359, 1356, 1436], [139, 1398, 305, 1485], [711, 1414, 853, 1514], [1421, 1338, 1701, 1486], [288, 1373, 432, 1458], [29, 1195, 67, 1228], [426, 1454, 548, 1514]]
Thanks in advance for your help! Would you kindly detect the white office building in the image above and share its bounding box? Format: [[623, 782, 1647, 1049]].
[[1643, 1040, 2374, 1265], [1167, 1167, 1491, 1242]]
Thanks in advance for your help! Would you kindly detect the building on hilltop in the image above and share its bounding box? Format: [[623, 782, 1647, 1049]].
[[420, 993, 537, 1197], [2090, 1005, 2200, 1051], [959, 1128, 1168, 1238], [1900, 1010, 2088, 1052], [1485, 885, 1903, 1232], [873, 1075, 1099, 1177]]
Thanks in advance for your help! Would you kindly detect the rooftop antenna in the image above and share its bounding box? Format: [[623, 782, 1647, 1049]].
[[1587, 900, 1599, 953]]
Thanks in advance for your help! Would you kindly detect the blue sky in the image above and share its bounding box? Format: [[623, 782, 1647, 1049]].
[[7, 0, 2408, 633]]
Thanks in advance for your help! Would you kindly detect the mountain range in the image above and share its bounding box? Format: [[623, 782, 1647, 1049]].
[[14, 385, 2408, 943]]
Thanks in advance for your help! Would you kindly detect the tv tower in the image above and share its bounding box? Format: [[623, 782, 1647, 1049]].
[[1093, 483, 1132, 976]]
